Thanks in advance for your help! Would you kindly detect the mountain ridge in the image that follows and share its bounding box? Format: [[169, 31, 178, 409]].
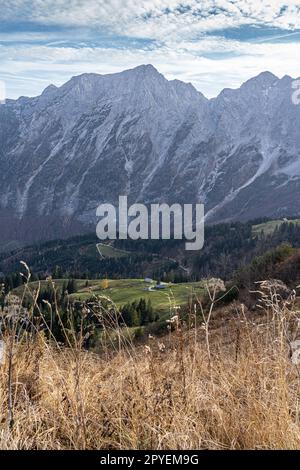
[[1, 64, 300, 246]]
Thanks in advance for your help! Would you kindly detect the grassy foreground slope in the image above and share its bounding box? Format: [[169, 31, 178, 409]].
[[1, 295, 299, 450]]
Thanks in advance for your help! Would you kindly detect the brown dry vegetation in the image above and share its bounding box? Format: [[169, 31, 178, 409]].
[[0, 276, 300, 450]]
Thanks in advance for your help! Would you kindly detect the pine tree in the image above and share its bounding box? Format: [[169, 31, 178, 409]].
[[66, 278, 77, 294], [146, 299, 154, 323]]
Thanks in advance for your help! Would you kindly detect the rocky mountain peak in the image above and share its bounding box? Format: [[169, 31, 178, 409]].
[[0, 66, 300, 246]]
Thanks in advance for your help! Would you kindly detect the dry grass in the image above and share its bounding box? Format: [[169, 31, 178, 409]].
[[0, 275, 300, 450]]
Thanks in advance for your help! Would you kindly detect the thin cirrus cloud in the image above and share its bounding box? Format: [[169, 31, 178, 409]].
[[0, 1, 300, 99]]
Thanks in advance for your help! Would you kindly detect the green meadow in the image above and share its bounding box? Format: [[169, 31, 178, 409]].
[[14, 278, 204, 317]]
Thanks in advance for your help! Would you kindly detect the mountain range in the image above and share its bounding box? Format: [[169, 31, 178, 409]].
[[0, 64, 300, 247]]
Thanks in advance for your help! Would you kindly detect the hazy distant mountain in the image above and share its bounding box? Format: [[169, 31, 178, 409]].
[[0, 64, 299, 245]]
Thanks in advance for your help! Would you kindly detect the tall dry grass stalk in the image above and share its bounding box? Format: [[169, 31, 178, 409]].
[[0, 268, 299, 449]]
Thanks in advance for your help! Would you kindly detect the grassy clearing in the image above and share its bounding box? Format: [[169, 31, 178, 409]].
[[96, 243, 130, 259], [252, 218, 300, 236], [72, 279, 204, 316]]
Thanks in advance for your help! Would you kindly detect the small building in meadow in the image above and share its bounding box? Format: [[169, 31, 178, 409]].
[[154, 283, 166, 290]]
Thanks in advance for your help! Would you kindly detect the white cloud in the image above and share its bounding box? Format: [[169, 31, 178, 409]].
[[2, 1, 300, 40], [1, 1, 300, 98]]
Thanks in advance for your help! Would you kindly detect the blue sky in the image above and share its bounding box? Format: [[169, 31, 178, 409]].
[[1, 1, 300, 99]]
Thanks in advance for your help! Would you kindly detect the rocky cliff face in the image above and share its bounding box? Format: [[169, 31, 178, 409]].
[[0, 64, 299, 245]]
